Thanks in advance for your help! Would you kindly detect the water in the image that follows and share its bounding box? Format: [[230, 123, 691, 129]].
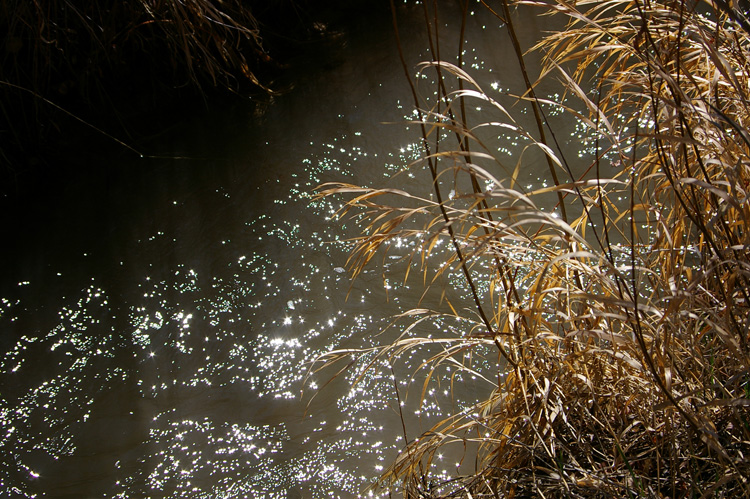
[[0, 3, 578, 497]]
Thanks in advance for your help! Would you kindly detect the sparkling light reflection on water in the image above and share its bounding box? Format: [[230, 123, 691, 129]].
[[0, 3, 602, 498]]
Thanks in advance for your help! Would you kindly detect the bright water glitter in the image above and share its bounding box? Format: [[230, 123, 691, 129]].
[[0, 2, 585, 496]]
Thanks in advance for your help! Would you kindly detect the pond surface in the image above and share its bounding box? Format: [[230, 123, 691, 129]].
[[0, 3, 576, 497]]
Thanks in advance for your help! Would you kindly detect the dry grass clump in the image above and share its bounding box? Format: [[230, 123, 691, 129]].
[[316, 0, 750, 496]]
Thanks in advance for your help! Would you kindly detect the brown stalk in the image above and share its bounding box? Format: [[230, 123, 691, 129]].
[[482, 0, 569, 224], [389, 0, 516, 367]]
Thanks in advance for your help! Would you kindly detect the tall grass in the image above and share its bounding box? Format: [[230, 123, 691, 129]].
[[316, 0, 750, 496]]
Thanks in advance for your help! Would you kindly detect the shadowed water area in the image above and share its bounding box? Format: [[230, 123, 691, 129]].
[[1, 3, 576, 497]]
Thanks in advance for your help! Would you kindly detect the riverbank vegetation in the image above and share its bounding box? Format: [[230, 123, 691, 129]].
[[317, 0, 750, 496], [0, 0, 371, 193], [1, 0, 265, 172]]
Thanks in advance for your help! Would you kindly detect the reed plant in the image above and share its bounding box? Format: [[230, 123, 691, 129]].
[[315, 0, 750, 496]]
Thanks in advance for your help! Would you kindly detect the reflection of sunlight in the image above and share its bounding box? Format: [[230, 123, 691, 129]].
[[0, 17, 520, 492]]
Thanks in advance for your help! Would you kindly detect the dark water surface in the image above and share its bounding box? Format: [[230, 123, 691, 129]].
[[1, 3, 573, 497]]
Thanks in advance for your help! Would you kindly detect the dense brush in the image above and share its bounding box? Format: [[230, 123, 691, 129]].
[[316, 0, 750, 496]]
